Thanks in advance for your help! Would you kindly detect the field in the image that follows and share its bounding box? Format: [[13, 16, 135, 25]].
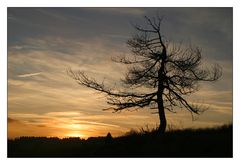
[[8, 124, 232, 158]]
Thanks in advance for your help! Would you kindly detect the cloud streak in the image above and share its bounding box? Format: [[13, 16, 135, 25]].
[[18, 72, 42, 78], [8, 117, 20, 123]]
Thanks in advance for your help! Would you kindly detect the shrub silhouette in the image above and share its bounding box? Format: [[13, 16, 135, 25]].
[[105, 132, 113, 144]]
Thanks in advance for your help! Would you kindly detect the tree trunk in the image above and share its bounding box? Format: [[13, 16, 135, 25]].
[[157, 97, 167, 134], [157, 45, 167, 134]]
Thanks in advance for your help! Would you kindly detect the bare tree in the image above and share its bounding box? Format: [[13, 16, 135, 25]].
[[68, 15, 222, 133]]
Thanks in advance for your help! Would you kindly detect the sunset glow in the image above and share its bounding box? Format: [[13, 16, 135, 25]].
[[8, 8, 232, 139]]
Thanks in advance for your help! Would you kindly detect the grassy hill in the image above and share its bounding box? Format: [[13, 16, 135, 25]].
[[8, 124, 232, 157]]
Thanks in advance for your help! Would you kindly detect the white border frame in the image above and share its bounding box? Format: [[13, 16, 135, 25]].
[[0, 0, 239, 164]]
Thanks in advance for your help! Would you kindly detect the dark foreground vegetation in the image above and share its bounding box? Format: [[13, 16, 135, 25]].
[[8, 124, 232, 157]]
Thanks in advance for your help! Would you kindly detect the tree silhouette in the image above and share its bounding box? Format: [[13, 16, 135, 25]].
[[68, 15, 222, 133]]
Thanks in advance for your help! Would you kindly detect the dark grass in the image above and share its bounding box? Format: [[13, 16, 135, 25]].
[[8, 124, 232, 158]]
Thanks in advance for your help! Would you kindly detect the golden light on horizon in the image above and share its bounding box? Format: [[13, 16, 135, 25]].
[[8, 111, 129, 139], [63, 123, 87, 138], [65, 132, 86, 138]]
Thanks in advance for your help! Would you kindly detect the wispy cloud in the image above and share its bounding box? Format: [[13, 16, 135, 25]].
[[8, 117, 20, 123], [11, 45, 23, 50], [18, 72, 42, 78], [85, 8, 146, 16], [74, 120, 120, 128]]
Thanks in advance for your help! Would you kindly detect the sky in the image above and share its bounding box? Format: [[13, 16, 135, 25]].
[[7, 7, 232, 139]]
